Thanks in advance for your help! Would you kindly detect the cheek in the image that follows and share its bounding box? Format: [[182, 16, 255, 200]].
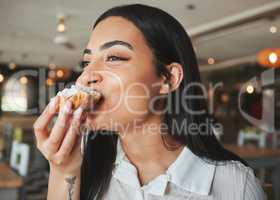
[[123, 85, 151, 115], [119, 74, 162, 120], [109, 65, 161, 113], [86, 64, 162, 129], [98, 73, 124, 112], [103, 76, 151, 116]]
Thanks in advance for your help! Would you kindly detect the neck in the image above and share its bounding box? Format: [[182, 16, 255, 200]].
[[119, 114, 183, 168]]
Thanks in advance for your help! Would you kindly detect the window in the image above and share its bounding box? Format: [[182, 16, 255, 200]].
[[1, 77, 28, 112]]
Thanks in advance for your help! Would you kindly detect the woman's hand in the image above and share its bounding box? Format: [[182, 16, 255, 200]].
[[33, 96, 84, 176]]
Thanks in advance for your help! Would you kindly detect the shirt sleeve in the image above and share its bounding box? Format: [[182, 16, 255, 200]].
[[243, 168, 267, 200]]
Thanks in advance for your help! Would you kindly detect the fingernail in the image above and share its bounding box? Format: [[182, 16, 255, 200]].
[[49, 97, 56, 106], [73, 107, 83, 119], [49, 97, 58, 110], [63, 101, 72, 113]]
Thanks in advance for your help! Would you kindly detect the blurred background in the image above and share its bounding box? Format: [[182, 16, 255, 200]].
[[0, 0, 280, 199]]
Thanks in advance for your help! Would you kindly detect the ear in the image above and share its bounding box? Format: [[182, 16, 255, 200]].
[[159, 62, 184, 94]]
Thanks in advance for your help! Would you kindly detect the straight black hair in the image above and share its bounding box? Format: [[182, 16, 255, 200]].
[[80, 4, 248, 200]]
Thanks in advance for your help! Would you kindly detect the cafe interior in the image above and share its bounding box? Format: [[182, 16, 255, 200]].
[[0, 0, 280, 199]]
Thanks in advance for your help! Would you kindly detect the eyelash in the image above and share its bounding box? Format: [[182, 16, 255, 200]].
[[80, 61, 90, 68], [80, 55, 129, 68]]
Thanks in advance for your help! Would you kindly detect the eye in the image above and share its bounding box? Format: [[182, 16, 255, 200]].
[[106, 55, 129, 62], [80, 60, 90, 68]]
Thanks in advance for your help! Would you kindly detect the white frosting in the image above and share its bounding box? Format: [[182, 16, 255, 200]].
[[57, 85, 99, 97], [57, 85, 78, 97]]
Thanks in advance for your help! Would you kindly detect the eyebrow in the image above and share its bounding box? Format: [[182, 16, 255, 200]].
[[83, 40, 133, 55]]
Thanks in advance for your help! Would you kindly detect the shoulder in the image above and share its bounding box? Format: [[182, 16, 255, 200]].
[[212, 160, 267, 200], [214, 160, 250, 181]]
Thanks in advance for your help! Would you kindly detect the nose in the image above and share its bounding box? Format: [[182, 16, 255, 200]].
[[76, 69, 103, 87]]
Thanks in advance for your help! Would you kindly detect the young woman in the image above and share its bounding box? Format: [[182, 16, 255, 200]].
[[33, 4, 267, 200]]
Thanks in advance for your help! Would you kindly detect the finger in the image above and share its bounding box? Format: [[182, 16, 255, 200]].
[[79, 95, 91, 122], [80, 94, 91, 111], [53, 107, 84, 164], [47, 100, 73, 153], [33, 96, 59, 141]]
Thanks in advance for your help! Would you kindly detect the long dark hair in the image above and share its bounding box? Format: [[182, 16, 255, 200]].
[[80, 4, 248, 200]]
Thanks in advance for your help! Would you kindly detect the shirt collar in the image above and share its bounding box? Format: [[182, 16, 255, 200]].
[[112, 138, 216, 196]]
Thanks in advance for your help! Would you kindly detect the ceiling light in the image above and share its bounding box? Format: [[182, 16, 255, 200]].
[[46, 78, 54, 86], [9, 62, 16, 70], [19, 76, 28, 85], [246, 85, 254, 94], [268, 52, 278, 64], [221, 93, 229, 103], [57, 16, 66, 33], [270, 26, 277, 34], [57, 23, 66, 33], [56, 69, 64, 78], [208, 57, 215, 65], [48, 63, 56, 69], [48, 70, 56, 79], [257, 48, 280, 68], [0, 74, 4, 83]]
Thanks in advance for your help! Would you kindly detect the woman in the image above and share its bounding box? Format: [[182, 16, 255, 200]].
[[33, 4, 266, 200]]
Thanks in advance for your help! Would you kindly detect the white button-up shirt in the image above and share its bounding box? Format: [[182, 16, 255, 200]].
[[103, 139, 267, 200]]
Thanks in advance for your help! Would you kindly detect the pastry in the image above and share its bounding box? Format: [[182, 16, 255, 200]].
[[57, 85, 102, 110]]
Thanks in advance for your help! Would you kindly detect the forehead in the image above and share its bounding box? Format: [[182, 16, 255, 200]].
[[87, 16, 146, 50]]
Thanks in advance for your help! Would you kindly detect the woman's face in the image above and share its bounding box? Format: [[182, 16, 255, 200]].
[[76, 16, 165, 133]]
